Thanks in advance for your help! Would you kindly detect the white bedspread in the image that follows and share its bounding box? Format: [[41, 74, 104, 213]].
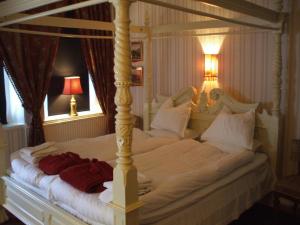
[[54, 128, 178, 161], [11, 139, 260, 225], [10, 128, 177, 187], [135, 140, 254, 214]]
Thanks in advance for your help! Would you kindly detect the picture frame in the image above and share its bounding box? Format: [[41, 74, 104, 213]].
[[131, 41, 143, 62], [131, 66, 143, 86]]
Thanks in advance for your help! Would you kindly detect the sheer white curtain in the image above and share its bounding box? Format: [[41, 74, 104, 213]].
[[89, 74, 102, 113], [3, 68, 25, 124]]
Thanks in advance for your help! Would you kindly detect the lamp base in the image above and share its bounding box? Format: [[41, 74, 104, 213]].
[[70, 95, 78, 117]]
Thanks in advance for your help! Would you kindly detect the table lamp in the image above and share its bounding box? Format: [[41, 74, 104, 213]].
[[63, 76, 83, 116]]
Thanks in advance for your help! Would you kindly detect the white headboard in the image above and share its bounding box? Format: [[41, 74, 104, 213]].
[[147, 88, 279, 174]]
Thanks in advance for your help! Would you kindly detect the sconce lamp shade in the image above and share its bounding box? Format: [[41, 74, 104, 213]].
[[204, 54, 218, 81], [63, 76, 83, 95]]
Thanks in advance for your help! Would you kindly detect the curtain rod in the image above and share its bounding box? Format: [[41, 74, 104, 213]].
[[0, 0, 108, 27], [0, 27, 114, 39], [138, 0, 279, 31]]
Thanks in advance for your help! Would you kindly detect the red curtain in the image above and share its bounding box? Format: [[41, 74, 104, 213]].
[[75, 2, 116, 134], [0, 27, 59, 146]]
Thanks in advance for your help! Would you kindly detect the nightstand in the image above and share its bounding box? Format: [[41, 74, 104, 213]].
[[273, 175, 300, 214]]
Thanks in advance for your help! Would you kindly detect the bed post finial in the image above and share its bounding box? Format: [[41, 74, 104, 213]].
[[272, 0, 284, 117], [109, 0, 141, 224], [143, 8, 153, 131], [0, 124, 9, 223]]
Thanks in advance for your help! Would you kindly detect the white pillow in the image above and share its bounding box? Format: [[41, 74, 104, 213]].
[[151, 99, 192, 137], [201, 106, 255, 150], [147, 128, 200, 140]]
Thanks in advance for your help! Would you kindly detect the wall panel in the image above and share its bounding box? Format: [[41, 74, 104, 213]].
[[129, 1, 300, 175], [44, 115, 107, 142], [130, 0, 277, 116]]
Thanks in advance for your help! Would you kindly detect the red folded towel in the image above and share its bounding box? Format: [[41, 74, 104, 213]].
[[39, 152, 89, 175], [59, 159, 113, 193]]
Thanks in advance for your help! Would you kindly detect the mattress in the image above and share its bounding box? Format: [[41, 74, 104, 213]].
[[10, 139, 273, 225]]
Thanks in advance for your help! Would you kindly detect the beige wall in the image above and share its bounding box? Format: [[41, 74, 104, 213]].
[[130, 0, 277, 116], [130, 0, 299, 175]]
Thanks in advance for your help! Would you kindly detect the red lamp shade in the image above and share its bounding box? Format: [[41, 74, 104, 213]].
[[63, 76, 83, 95]]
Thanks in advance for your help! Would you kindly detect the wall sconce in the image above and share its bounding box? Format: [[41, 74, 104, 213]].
[[204, 54, 218, 81], [201, 54, 219, 106], [63, 76, 83, 116]]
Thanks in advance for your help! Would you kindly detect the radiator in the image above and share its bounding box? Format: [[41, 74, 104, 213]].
[[44, 114, 107, 142], [3, 124, 27, 155], [2, 125, 27, 171]]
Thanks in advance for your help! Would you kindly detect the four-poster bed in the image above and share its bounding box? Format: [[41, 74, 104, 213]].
[[0, 0, 286, 225]]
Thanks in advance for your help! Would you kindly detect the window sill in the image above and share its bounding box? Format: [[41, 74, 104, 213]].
[[2, 123, 25, 130], [43, 112, 105, 126]]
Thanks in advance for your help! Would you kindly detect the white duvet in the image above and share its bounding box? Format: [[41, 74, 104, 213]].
[[11, 128, 177, 186], [11, 139, 256, 225], [54, 128, 178, 161]]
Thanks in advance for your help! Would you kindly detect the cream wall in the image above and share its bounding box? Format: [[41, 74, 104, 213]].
[[129, 0, 299, 175], [130, 0, 277, 116]]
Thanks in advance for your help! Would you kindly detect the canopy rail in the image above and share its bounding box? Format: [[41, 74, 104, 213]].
[[0, 13, 146, 33], [0, 27, 115, 39], [138, 0, 281, 31], [0, 0, 109, 28], [196, 0, 281, 23], [0, 27, 148, 40], [0, 0, 63, 18], [152, 18, 280, 34], [0, 26, 278, 41], [152, 29, 279, 40]]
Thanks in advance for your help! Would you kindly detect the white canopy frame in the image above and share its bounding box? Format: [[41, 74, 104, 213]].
[[0, 0, 286, 224]]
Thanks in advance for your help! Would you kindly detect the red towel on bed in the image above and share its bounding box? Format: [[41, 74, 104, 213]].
[[59, 159, 113, 193], [38, 152, 89, 175]]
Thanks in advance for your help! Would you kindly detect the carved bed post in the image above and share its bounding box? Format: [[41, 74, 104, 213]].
[[272, 0, 283, 117], [109, 0, 141, 224], [0, 125, 9, 223], [271, 0, 285, 176], [143, 10, 153, 130]]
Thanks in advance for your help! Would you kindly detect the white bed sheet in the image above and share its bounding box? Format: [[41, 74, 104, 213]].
[[10, 139, 272, 225]]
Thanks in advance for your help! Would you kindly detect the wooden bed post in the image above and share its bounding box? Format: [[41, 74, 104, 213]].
[[272, 0, 283, 117], [143, 10, 153, 131], [110, 0, 141, 225], [0, 125, 9, 223]]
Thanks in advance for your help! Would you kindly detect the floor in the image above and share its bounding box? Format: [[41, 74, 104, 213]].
[[2, 203, 300, 225]]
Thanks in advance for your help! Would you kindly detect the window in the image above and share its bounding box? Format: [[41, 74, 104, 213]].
[[2, 66, 101, 124], [43, 37, 102, 122], [44, 74, 102, 121], [3, 68, 25, 124]]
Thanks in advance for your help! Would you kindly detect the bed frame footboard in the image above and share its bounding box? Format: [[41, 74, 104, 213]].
[[2, 176, 92, 225]]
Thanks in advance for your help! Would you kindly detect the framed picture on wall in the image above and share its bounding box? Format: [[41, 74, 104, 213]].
[[131, 66, 143, 86], [131, 41, 143, 62]]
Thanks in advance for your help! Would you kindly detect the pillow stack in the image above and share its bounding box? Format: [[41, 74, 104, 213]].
[[151, 98, 192, 138]]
